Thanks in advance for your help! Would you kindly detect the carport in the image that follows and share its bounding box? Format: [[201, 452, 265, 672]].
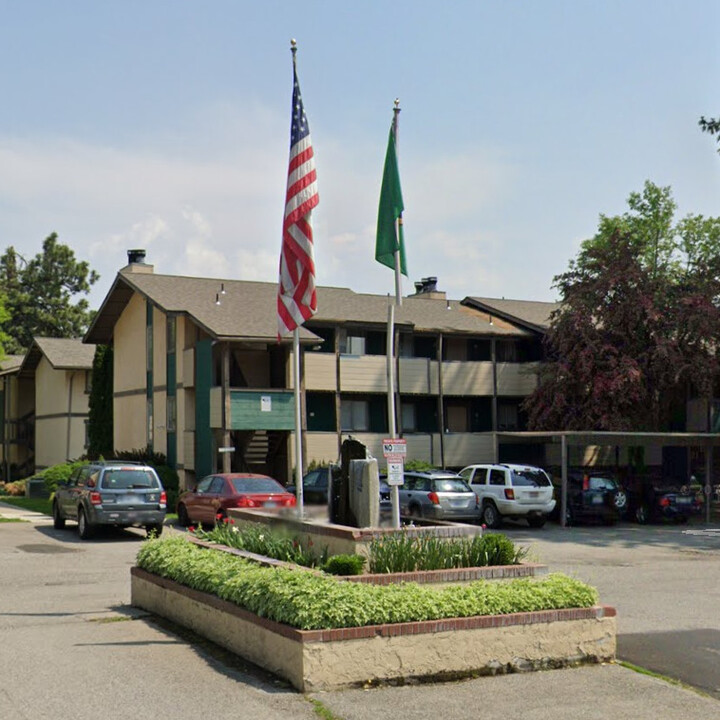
[[495, 431, 720, 527]]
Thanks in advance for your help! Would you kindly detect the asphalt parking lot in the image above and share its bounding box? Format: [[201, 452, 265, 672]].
[[2, 503, 720, 719]]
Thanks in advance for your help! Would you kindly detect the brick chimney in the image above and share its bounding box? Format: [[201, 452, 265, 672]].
[[122, 249, 154, 274], [410, 276, 446, 300]]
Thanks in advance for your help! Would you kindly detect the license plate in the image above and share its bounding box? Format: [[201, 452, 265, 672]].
[[528, 491, 539, 498], [676, 496, 692, 505], [264, 501, 276, 508], [591, 494, 604, 505]]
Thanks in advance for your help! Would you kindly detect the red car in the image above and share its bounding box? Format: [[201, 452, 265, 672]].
[[176, 473, 296, 527]]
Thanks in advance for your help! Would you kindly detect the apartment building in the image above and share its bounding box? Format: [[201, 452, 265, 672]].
[[84, 252, 553, 490]]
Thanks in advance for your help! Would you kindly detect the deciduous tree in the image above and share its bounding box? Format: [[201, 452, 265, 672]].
[[525, 182, 720, 431]]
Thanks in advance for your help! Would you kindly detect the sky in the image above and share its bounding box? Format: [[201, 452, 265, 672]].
[[1, 1, 719, 310]]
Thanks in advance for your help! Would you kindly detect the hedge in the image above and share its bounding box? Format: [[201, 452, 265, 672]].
[[136, 537, 599, 631]]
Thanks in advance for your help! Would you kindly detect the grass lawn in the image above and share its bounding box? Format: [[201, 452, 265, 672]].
[[0, 496, 52, 515]]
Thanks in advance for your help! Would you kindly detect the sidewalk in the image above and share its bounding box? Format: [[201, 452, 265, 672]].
[[0, 500, 52, 523]]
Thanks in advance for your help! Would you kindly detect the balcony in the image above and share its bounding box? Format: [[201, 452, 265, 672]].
[[210, 388, 296, 431]]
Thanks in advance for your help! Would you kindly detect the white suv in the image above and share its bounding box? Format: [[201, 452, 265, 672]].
[[458, 463, 555, 529]]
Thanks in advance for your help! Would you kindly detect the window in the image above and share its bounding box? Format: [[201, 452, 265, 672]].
[[339, 330, 366, 355], [84, 420, 89, 449], [496, 340, 518, 363], [84, 370, 92, 394], [341, 399, 369, 431], [196, 476, 214, 493], [489, 469, 506, 486], [498, 402, 519, 431], [401, 403, 417, 432]]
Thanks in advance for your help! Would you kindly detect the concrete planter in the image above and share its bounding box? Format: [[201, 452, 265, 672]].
[[131, 567, 616, 692]]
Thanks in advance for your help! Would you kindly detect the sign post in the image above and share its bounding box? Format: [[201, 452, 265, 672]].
[[383, 438, 406, 528]]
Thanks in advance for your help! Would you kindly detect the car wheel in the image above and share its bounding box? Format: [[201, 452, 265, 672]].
[[527, 516, 546, 529], [146, 523, 164, 537], [613, 491, 628, 512], [77, 508, 95, 540], [635, 504, 649, 524], [481, 502, 501, 529], [52, 502, 66, 530], [177, 503, 190, 528]]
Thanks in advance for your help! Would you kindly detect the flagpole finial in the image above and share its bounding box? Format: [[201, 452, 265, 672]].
[[394, 98, 400, 109]]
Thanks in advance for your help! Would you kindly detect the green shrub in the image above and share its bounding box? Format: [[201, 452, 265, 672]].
[[136, 537, 599, 630], [368, 530, 527, 573], [323, 554, 365, 576], [37, 460, 89, 494], [154, 464, 179, 513]]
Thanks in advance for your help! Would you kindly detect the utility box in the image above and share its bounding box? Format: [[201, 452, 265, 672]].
[[348, 458, 380, 528], [26, 477, 49, 499], [331, 437, 378, 527]]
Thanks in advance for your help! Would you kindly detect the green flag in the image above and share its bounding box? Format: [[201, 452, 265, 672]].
[[376, 127, 408, 275]]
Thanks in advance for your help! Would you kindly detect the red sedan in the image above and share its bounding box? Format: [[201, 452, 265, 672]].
[[176, 473, 296, 527]]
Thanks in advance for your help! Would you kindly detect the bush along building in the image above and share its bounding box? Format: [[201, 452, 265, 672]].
[[84, 251, 554, 490]]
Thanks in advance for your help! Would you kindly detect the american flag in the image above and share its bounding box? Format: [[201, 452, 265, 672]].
[[277, 55, 319, 338]]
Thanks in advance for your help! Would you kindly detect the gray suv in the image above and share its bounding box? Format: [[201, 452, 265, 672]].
[[53, 461, 167, 539], [398, 470, 479, 523]]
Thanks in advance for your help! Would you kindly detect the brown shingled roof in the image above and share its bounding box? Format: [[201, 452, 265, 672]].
[[85, 271, 531, 345], [20, 337, 95, 375], [463, 296, 560, 332]]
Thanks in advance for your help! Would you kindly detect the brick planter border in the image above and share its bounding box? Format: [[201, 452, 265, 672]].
[[131, 567, 616, 692]]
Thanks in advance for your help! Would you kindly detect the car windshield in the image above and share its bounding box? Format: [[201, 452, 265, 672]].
[[510, 469, 551, 487], [230, 477, 286, 494], [101, 469, 157, 489], [432, 478, 472, 493]]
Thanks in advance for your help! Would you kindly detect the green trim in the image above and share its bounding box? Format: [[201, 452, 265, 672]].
[[166, 316, 177, 469], [195, 338, 213, 478], [146, 300, 154, 451]]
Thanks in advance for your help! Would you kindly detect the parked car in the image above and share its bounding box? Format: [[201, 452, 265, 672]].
[[379, 480, 393, 522], [286, 466, 331, 504], [53, 461, 167, 539], [176, 473, 296, 527], [551, 472, 627, 525], [624, 475, 702, 524], [458, 463, 555, 528], [396, 470, 479, 523]]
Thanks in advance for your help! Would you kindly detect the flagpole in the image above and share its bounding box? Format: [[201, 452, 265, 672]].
[[293, 326, 304, 518], [389, 99, 403, 529], [392, 99, 403, 307]]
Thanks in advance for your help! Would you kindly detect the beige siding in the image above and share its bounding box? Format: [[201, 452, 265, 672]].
[[304, 433, 340, 465], [115, 394, 147, 452], [183, 431, 195, 471], [442, 433, 496, 467], [182, 348, 195, 388], [398, 358, 439, 394], [305, 353, 336, 391], [36, 358, 68, 416], [545, 443, 662, 469], [339, 356, 387, 393], [34, 364, 90, 467], [115, 293, 147, 394], [441, 362, 494, 396], [153, 391, 167, 455], [210, 387, 222, 428], [496, 362, 539, 395]]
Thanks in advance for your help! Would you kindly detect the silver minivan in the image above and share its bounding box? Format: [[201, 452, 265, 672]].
[[459, 463, 555, 528]]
